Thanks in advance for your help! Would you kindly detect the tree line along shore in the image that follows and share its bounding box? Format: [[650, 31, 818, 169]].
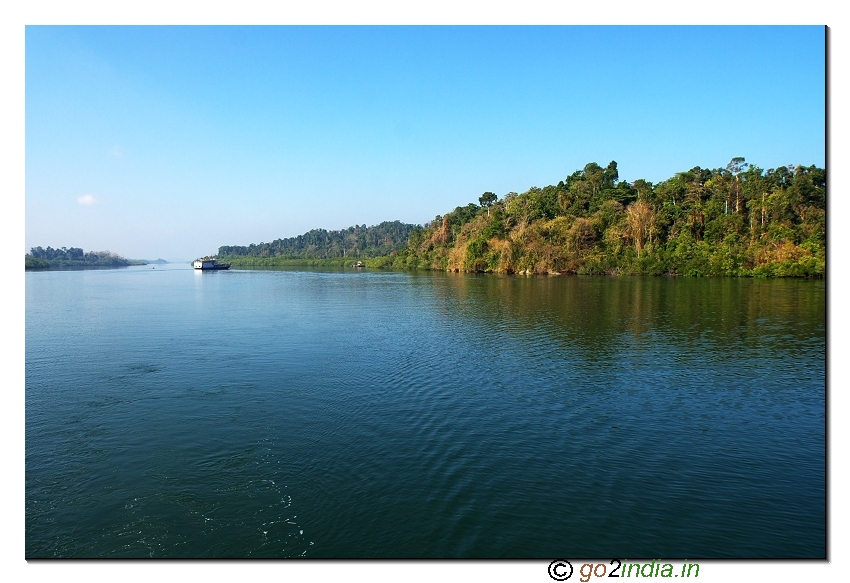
[[25, 247, 147, 269], [219, 158, 825, 278]]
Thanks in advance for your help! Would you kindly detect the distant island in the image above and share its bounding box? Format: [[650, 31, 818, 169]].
[[25, 247, 146, 269], [217, 221, 418, 268], [217, 158, 824, 278]]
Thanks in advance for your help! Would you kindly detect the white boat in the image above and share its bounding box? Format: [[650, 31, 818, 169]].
[[193, 258, 231, 270]]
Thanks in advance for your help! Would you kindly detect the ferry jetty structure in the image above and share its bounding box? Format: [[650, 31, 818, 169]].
[[193, 257, 231, 270]]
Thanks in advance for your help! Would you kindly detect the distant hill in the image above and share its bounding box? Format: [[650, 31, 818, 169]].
[[218, 220, 419, 260], [25, 246, 143, 269]]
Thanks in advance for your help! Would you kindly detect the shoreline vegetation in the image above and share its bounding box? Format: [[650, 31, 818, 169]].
[[25, 247, 148, 270], [222, 257, 369, 269], [218, 159, 825, 278]]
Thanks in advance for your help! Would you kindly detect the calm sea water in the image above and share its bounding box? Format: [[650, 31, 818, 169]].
[[25, 264, 825, 558]]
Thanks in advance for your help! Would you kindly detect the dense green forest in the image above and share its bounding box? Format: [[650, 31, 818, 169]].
[[218, 221, 417, 265], [25, 247, 141, 269], [364, 158, 824, 277]]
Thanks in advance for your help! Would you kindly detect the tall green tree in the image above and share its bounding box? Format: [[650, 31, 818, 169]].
[[479, 192, 497, 216]]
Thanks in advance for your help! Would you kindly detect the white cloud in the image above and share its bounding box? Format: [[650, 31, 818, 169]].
[[77, 194, 98, 205], [109, 146, 123, 158]]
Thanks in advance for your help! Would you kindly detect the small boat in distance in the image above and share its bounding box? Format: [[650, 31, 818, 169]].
[[353, 261, 365, 268], [193, 257, 231, 270]]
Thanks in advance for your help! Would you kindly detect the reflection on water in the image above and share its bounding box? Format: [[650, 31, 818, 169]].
[[26, 266, 825, 557]]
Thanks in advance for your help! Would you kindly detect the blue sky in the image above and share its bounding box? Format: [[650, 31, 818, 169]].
[[25, 25, 825, 260]]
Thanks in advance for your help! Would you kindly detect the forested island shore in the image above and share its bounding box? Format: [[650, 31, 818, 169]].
[[218, 159, 825, 278], [25, 247, 148, 269]]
